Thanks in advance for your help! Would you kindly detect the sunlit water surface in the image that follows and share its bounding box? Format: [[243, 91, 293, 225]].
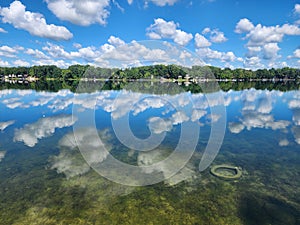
[[0, 82, 299, 225]]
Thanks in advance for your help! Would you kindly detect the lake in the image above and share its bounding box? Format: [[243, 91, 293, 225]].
[[0, 81, 299, 225]]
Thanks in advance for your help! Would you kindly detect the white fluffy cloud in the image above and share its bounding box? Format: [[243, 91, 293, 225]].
[[0, 27, 7, 33], [137, 147, 195, 186], [133, 97, 166, 115], [228, 90, 291, 134], [235, 18, 300, 65], [196, 47, 237, 63], [46, 0, 110, 26], [209, 30, 227, 43], [235, 18, 254, 33], [0, 120, 15, 131], [246, 46, 261, 58], [202, 27, 227, 43], [191, 109, 207, 122], [262, 43, 280, 60], [243, 56, 263, 69], [0, 1, 73, 40], [0, 45, 19, 58], [172, 111, 189, 125], [32, 59, 73, 68], [25, 48, 50, 59], [195, 33, 211, 48], [236, 18, 300, 46], [288, 99, 300, 109], [108, 35, 126, 46], [50, 128, 111, 178], [145, 0, 178, 6], [279, 139, 289, 147], [42, 43, 74, 59], [292, 49, 300, 58], [0, 59, 9, 67], [147, 18, 193, 45], [295, 4, 300, 14], [0, 151, 5, 162], [13, 59, 30, 67], [14, 115, 76, 147], [148, 117, 173, 134], [292, 126, 300, 144], [228, 122, 245, 134]]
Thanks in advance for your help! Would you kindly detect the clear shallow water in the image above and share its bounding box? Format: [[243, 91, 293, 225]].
[[0, 82, 299, 224]]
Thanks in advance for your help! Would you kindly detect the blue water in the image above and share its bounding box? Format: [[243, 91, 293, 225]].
[[0, 84, 299, 224]]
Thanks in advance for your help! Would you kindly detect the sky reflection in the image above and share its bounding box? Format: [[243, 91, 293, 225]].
[[0, 86, 299, 184]]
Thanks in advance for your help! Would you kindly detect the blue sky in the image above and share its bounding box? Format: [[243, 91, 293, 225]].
[[0, 0, 300, 69]]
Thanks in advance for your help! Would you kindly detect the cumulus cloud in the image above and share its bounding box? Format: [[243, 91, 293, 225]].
[[1, 35, 202, 68], [0, 59, 9, 67], [209, 29, 227, 43], [32, 59, 72, 68], [292, 49, 300, 58], [235, 18, 254, 33], [295, 4, 300, 14], [235, 18, 300, 64], [2, 97, 29, 109], [0, 151, 5, 162], [206, 113, 221, 123], [196, 47, 237, 63], [137, 148, 195, 186], [256, 94, 273, 113], [133, 97, 165, 115], [145, 0, 179, 6], [228, 122, 245, 134], [42, 43, 75, 59], [46, 0, 110, 26], [25, 48, 50, 59], [99, 40, 172, 65], [0, 45, 19, 58], [148, 117, 173, 134], [292, 126, 300, 144], [279, 139, 289, 147], [243, 56, 263, 69], [13, 59, 30, 67], [288, 99, 300, 109], [242, 113, 271, 129], [146, 18, 193, 45], [50, 128, 112, 178], [191, 109, 207, 122], [246, 46, 261, 58], [171, 111, 189, 125], [0, 27, 7, 33], [108, 35, 126, 46], [236, 18, 300, 46], [228, 90, 292, 133], [291, 109, 300, 126], [39, 37, 183, 67], [195, 33, 211, 48], [233, 111, 290, 131], [0, 1, 73, 40], [201, 27, 227, 43], [262, 43, 280, 60], [0, 120, 15, 131], [14, 115, 76, 147]]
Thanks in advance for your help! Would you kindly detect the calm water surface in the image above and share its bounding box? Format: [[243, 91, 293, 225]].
[[0, 82, 299, 224]]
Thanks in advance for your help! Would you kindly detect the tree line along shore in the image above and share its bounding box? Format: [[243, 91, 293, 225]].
[[1, 64, 300, 81]]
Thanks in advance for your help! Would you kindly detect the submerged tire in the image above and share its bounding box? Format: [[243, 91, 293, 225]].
[[210, 164, 242, 180]]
